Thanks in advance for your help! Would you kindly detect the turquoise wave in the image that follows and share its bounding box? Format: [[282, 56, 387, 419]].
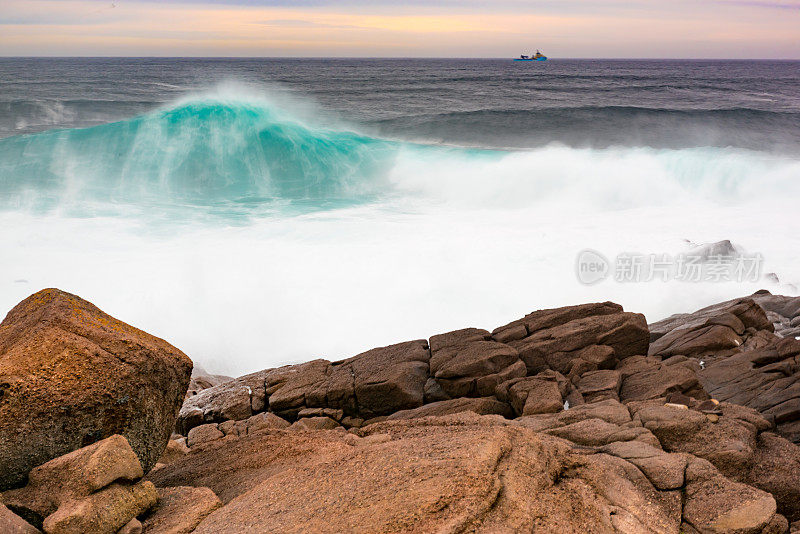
[[0, 98, 405, 212]]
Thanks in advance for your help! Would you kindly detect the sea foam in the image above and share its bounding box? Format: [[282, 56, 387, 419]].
[[1, 91, 798, 374]]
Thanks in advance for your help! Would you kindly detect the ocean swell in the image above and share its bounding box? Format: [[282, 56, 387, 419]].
[[0, 95, 798, 218]]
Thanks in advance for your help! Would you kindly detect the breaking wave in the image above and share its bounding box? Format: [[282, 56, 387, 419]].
[[0, 94, 798, 218]]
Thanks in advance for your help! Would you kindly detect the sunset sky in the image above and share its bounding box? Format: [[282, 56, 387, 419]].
[[1, 0, 799, 58]]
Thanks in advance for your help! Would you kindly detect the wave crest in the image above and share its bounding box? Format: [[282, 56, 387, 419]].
[[0, 97, 398, 210]]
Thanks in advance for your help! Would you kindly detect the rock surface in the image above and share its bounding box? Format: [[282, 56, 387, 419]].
[[160, 293, 800, 532], [176, 301, 649, 435], [5, 289, 800, 533], [149, 411, 798, 534], [154, 413, 684, 533], [0, 289, 192, 490], [0, 503, 40, 534], [2, 435, 157, 533], [651, 292, 800, 443], [2, 434, 144, 523], [141, 486, 221, 534]]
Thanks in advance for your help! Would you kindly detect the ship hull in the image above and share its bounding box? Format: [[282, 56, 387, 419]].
[[513, 57, 547, 61]]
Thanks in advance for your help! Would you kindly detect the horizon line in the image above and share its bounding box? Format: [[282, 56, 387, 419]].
[[2, 56, 800, 61]]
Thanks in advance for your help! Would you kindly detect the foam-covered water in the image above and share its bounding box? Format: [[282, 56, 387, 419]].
[[1, 58, 798, 374]]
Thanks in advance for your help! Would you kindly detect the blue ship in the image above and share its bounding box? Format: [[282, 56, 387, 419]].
[[514, 50, 547, 61]]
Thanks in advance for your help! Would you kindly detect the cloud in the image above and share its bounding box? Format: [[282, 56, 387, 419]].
[[712, 0, 799, 7], [255, 19, 361, 29]]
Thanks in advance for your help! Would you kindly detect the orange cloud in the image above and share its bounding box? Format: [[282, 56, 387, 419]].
[[0, 0, 797, 57]]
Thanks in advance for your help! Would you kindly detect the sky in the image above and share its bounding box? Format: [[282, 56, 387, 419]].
[[1, 0, 799, 58]]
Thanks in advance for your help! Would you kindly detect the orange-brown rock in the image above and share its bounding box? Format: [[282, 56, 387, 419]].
[[2, 434, 144, 524], [141, 486, 221, 534], [150, 413, 684, 533], [0, 503, 39, 534], [0, 289, 193, 490], [386, 397, 512, 420]]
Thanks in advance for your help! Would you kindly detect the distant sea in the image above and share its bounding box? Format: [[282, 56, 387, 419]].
[[1, 58, 799, 374]]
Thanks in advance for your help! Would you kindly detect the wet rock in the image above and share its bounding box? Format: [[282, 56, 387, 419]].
[[750, 291, 800, 338], [178, 368, 274, 433], [263, 360, 332, 418], [697, 336, 800, 443], [259, 341, 431, 421], [632, 401, 763, 477], [0, 289, 192, 490], [689, 239, 739, 260]]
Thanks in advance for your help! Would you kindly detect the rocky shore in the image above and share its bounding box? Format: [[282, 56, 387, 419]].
[[2, 288, 800, 533]]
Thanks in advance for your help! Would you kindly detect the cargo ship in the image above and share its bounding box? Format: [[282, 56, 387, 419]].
[[514, 50, 547, 61]]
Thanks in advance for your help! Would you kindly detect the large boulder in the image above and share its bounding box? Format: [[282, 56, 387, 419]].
[[0, 289, 193, 490], [43, 481, 156, 534]]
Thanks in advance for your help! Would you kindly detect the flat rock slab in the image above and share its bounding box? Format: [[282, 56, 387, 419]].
[[151, 413, 683, 533], [386, 397, 512, 420]]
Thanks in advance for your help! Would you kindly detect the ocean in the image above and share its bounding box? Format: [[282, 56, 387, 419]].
[[1, 58, 799, 374]]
